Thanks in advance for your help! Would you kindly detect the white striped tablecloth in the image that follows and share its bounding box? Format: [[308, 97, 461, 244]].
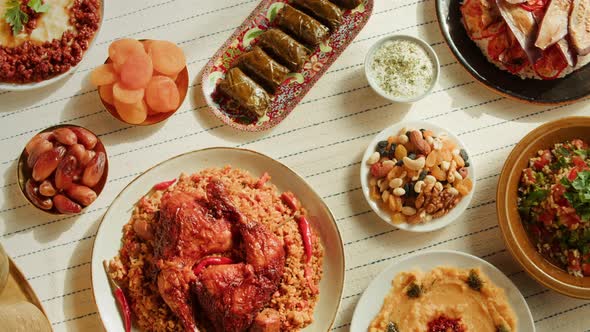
[[1, 0, 589, 331]]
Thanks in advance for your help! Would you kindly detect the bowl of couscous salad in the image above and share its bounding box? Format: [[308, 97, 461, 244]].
[[498, 117, 590, 299]]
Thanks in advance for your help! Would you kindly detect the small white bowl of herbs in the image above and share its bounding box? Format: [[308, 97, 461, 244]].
[[365, 35, 439, 103]]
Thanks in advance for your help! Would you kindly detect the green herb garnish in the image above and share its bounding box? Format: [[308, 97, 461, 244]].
[[4, 0, 28, 35], [562, 170, 590, 222], [518, 189, 549, 216], [386, 322, 399, 332], [27, 0, 50, 13], [406, 282, 422, 298], [4, 0, 50, 36], [466, 269, 483, 291]]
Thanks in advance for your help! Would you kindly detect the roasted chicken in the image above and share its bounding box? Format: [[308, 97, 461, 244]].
[[192, 181, 286, 332], [154, 190, 234, 331]]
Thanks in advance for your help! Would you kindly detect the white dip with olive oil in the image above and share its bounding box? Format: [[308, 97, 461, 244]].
[[370, 39, 434, 99]]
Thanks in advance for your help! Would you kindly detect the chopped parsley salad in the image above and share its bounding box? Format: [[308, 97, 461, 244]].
[[518, 139, 590, 277]]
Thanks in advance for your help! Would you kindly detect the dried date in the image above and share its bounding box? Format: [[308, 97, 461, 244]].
[[53, 128, 78, 146], [26, 139, 53, 168], [82, 152, 106, 187], [53, 195, 82, 214], [55, 155, 78, 190], [39, 180, 57, 197], [25, 179, 53, 210], [32, 146, 66, 182], [65, 184, 97, 206], [70, 127, 97, 149]]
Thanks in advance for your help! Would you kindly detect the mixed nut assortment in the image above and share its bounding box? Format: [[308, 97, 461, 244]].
[[366, 127, 473, 224], [21, 126, 108, 214]]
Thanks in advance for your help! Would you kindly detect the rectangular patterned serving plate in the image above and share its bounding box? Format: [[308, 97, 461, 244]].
[[201, 0, 374, 131]]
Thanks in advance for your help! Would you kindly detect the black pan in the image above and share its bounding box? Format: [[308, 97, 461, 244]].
[[435, 0, 590, 104]]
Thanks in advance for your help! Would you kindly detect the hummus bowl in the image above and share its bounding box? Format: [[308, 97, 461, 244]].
[[0, 0, 104, 91], [350, 250, 535, 331], [497, 116, 590, 299]]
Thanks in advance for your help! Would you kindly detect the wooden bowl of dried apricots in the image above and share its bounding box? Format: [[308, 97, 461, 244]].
[[90, 38, 189, 126]]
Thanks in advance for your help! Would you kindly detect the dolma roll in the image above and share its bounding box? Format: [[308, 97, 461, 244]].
[[218, 67, 271, 117], [329, 0, 363, 10], [275, 4, 330, 47], [257, 29, 311, 72], [236, 46, 290, 93], [292, 0, 343, 31]]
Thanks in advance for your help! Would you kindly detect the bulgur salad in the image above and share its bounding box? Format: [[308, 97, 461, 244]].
[[366, 127, 473, 224], [518, 139, 590, 277]]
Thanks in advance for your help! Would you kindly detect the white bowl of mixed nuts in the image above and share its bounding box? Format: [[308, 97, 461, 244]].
[[360, 121, 476, 232]]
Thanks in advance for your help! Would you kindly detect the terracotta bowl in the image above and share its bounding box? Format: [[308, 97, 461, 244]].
[[18, 124, 109, 216], [497, 116, 590, 299], [100, 40, 189, 126]]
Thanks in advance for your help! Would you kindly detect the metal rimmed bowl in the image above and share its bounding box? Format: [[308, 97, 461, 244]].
[[17, 124, 109, 215], [100, 39, 189, 126], [497, 116, 590, 299], [364, 34, 440, 103], [0, 0, 104, 92]]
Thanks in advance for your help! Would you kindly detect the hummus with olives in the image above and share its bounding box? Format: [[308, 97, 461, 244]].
[[369, 267, 517, 332]]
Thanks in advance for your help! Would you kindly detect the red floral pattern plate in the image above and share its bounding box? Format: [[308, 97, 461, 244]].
[[201, 0, 374, 131]]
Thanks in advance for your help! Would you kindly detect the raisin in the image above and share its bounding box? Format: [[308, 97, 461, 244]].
[[408, 152, 417, 160], [396, 159, 404, 166], [418, 170, 428, 181], [460, 148, 469, 162]]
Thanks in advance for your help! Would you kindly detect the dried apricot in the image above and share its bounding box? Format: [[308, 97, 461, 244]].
[[113, 82, 145, 104], [99, 84, 115, 105], [115, 99, 148, 124], [148, 40, 186, 76], [108, 38, 145, 72], [90, 64, 117, 86], [145, 76, 180, 112], [119, 53, 153, 89]]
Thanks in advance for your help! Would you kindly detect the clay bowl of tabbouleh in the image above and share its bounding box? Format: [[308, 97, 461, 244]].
[[497, 116, 590, 299]]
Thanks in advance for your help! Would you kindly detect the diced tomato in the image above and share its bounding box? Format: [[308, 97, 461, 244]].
[[572, 139, 588, 149], [533, 150, 552, 170], [568, 251, 582, 272], [520, 0, 547, 11], [562, 213, 581, 228], [370, 162, 394, 178], [461, 0, 505, 40], [522, 168, 536, 184], [572, 156, 588, 169], [552, 183, 569, 206], [568, 168, 579, 181], [534, 45, 569, 80], [582, 263, 590, 277], [538, 210, 555, 226]]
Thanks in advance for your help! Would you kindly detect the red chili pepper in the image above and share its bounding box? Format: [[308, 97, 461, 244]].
[[255, 172, 271, 188], [103, 260, 131, 332], [193, 256, 234, 275], [281, 192, 300, 211], [153, 179, 176, 191], [297, 215, 313, 264]]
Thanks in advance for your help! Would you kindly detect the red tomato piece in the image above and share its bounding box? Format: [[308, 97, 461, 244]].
[[568, 168, 579, 181], [582, 263, 590, 277], [538, 210, 555, 226], [534, 45, 569, 80], [521, 0, 547, 12], [522, 168, 536, 184], [572, 156, 588, 169]]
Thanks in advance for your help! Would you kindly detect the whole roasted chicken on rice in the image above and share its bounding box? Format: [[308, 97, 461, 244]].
[[461, 0, 590, 79], [108, 168, 323, 332]]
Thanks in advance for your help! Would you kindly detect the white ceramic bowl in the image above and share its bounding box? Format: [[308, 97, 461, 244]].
[[350, 250, 535, 331], [360, 120, 476, 232], [0, 0, 104, 91], [364, 34, 439, 103]]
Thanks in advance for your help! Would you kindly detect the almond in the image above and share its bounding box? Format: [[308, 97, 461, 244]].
[[409, 130, 431, 155]]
